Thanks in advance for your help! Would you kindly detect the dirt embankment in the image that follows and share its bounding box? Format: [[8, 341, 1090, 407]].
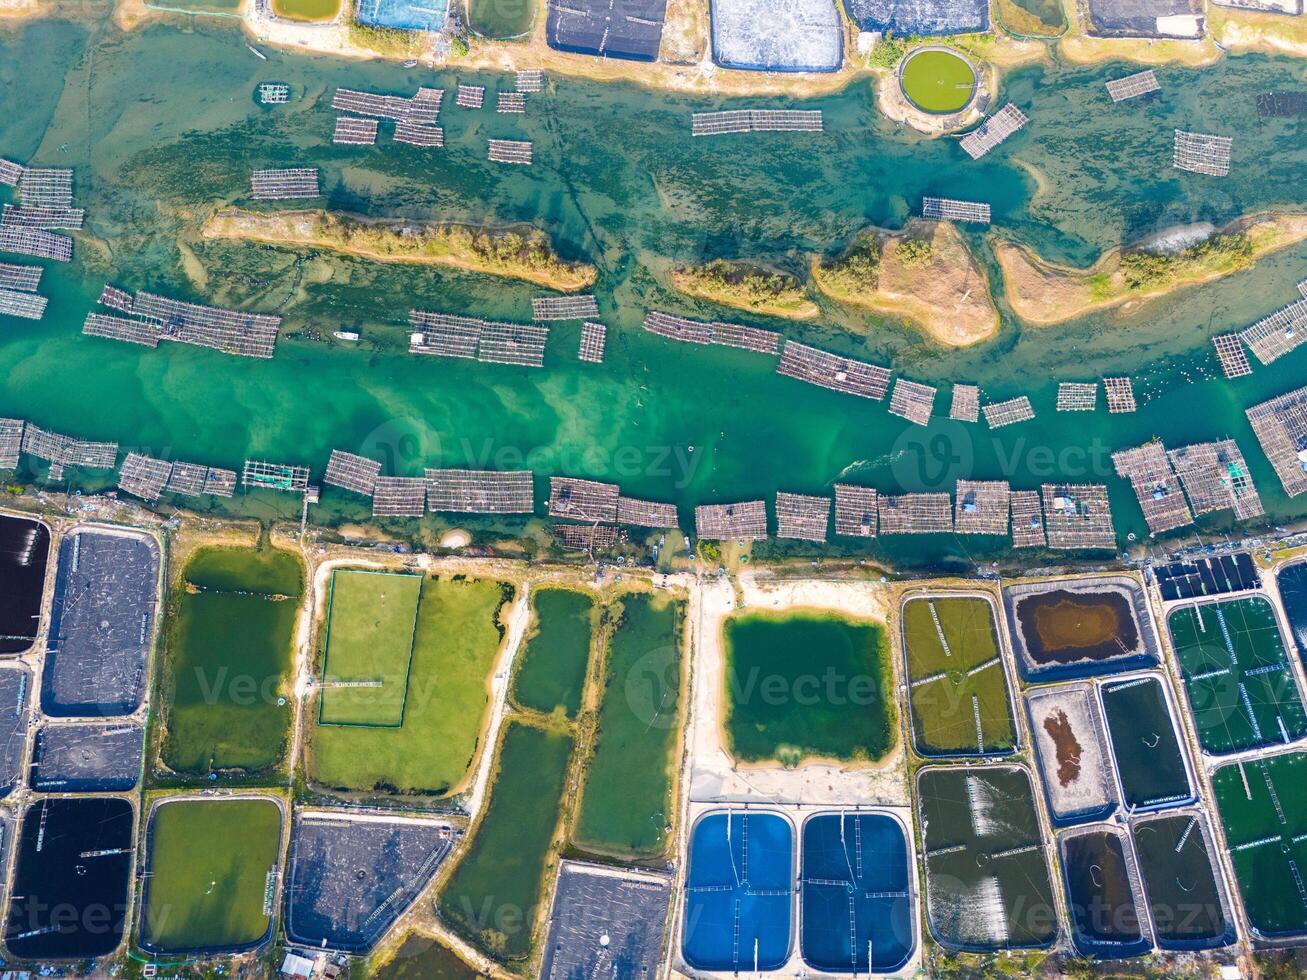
[[813, 219, 999, 348], [997, 212, 1307, 326], [201, 207, 597, 290]]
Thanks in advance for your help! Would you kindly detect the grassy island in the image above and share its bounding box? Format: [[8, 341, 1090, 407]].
[[669, 260, 818, 319], [813, 219, 998, 347], [998, 212, 1307, 325], [202, 209, 597, 290]]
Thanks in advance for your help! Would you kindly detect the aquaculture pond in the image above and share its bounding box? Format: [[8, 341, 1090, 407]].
[[269, 0, 340, 20], [8, 19, 1307, 567], [1027, 684, 1116, 825], [1099, 676, 1193, 811], [800, 812, 915, 973], [511, 588, 594, 718], [1060, 828, 1150, 959], [318, 569, 423, 727], [1212, 752, 1307, 938], [162, 545, 303, 775], [901, 595, 1015, 757], [373, 933, 490, 979], [438, 721, 573, 963], [1004, 578, 1154, 681], [1276, 559, 1307, 662], [0, 515, 48, 654], [1168, 596, 1307, 754], [723, 609, 894, 764], [1132, 813, 1233, 950], [573, 592, 681, 859], [140, 797, 284, 954], [916, 765, 1059, 950], [682, 811, 794, 972], [5, 798, 133, 959], [0, 666, 31, 797], [466, 0, 535, 37], [899, 48, 977, 114], [310, 575, 510, 795]]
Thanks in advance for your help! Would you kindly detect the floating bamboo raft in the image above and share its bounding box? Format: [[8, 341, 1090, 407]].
[[833, 484, 877, 537], [425, 468, 534, 513], [775, 491, 829, 542], [960, 105, 1027, 160], [695, 500, 767, 540], [776, 341, 890, 400], [324, 450, 382, 496], [548, 477, 620, 522]]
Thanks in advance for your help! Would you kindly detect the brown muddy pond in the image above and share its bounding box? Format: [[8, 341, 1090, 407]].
[[1015, 590, 1138, 665]]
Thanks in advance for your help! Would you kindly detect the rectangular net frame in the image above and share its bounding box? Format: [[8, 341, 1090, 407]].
[[554, 524, 619, 550], [549, 477, 620, 521], [691, 109, 822, 135], [775, 491, 829, 542], [82, 312, 160, 348], [425, 468, 534, 513], [1, 205, 85, 230], [1057, 382, 1098, 412], [1106, 70, 1160, 102], [694, 500, 767, 540], [408, 310, 548, 366], [921, 197, 991, 224], [17, 168, 73, 207], [1111, 441, 1193, 535], [333, 117, 379, 145], [243, 459, 310, 493], [497, 92, 527, 114], [405, 88, 443, 124], [258, 83, 290, 104], [516, 69, 543, 92], [833, 484, 877, 537], [0, 289, 46, 320], [578, 321, 606, 363], [1103, 376, 1137, 413], [1174, 130, 1232, 176], [878, 493, 952, 534], [533, 295, 599, 320], [372, 476, 426, 517], [949, 384, 980, 422], [1041, 483, 1115, 550], [456, 85, 485, 109], [97, 285, 133, 312], [21, 425, 117, 469], [1246, 384, 1307, 497], [118, 453, 172, 502], [488, 140, 533, 164], [616, 496, 678, 528], [1168, 439, 1264, 521], [164, 462, 206, 496], [393, 122, 444, 147], [641, 310, 780, 354], [777, 341, 890, 400], [888, 378, 936, 426], [0, 419, 23, 469], [331, 88, 412, 119], [982, 395, 1035, 428], [1010, 490, 1045, 548], [0, 262, 41, 293], [0, 159, 22, 187], [133, 291, 281, 358], [250, 168, 320, 200], [324, 450, 382, 496], [1240, 299, 1307, 366], [1212, 334, 1252, 378], [960, 104, 1028, 159], [0, 226, 73, 262], [954, 480, 1011, 536]]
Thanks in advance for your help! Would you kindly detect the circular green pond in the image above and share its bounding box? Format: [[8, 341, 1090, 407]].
[[900, 48, 978, 115]]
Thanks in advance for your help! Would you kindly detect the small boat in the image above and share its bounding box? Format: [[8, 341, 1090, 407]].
[[247, 44, 267, 60], [402, 59, 417, 68]]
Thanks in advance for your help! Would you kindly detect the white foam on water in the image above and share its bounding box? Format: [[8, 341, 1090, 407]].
[[966, 876, 1008, 944], [967, 774, 997, 837]]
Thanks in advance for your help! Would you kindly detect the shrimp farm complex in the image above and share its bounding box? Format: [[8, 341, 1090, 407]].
[[5, 0, 1307, 975]]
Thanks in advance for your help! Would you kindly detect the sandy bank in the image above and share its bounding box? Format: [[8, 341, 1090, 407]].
[[813, 219, 999, 348], [202, 208, 597, 290], [997, 211, 1307, 326]]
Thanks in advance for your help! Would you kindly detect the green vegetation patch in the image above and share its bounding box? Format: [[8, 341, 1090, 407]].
[[373, 933, 490, 979], [670, 260, 817, 318], [1167, 597, 1307, 755], [161, 546, 304, 775], [319, 569, 423, 727], [900, 48, 977, 115], [902, 596, 1016, 756], [438, 722, 573, 963], [723, 609, 895, 765], [310, 576, 510, 795], [1213, 752, 1307, 937], [466, 0, 534, 38], [573, 593, 683, 859], [1121, 234, 1253, 292], [141, 797, 283, 953], [271, 0, 340, 20], [816, 233, 882, 296], [512, 588, 594, 718]]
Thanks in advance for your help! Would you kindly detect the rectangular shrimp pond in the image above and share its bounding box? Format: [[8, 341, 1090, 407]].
[[916, 765, 1059, 951], [1027, 683, 1116, 825], [1059, 825, 1151, 959], [1131, 812, 1234, 950], [1098, 675, 1194, 812], [1167, 596, 1307, 755], [901, 594, 1016, 757], [1003, 576, 1157, 681], [511, 587, 594, 719], [1212, 751, 1307, 938]]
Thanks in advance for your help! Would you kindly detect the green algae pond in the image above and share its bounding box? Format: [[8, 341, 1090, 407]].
[[309, 575, 510, 795], [438, 721, 573, 963], [511, 588, 594, 718], [160, 545, 303, 776], [373, 933, 491, 979], [901, 595, 1015, 757], [724, 609, 894, 765], [573, 592, 682, 859], [899, 48, 977, 114], [1212, 751, 1307, 938], [140, 796, 284, 954], [5, 17, 1307, 566]]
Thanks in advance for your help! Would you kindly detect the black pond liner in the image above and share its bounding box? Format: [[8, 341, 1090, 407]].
[[0, 515, 49, 654], [4, 797, 133, 960], [546, 0, 666, 62], [29, 722, 144, 793], [0, 665, 31, 797], [1099, 676, 1194, 813], [1277, 560, 1307, 666], [1132, 813, 1235, 951], [1059, 828, 1152, 959]]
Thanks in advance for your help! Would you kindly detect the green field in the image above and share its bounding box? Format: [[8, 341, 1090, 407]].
[[723, 609, 895, 765], [1213, 752, 1307, 937], [319, 569, 423, 727], [161, 546, 304, 775], [310, 576, 510, 795], [1168, 597, 1307, 754], [466, 0, 534, 38], [512, 588, 594, 718], [900, 49, 977, 114], [271, 0, 340, 21], [902, 596, 1016, 757], [573, 593, 682, 859], [438, 722, 573, 963], [141, 797, 283, 953], [373, 934, 490, 979]]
